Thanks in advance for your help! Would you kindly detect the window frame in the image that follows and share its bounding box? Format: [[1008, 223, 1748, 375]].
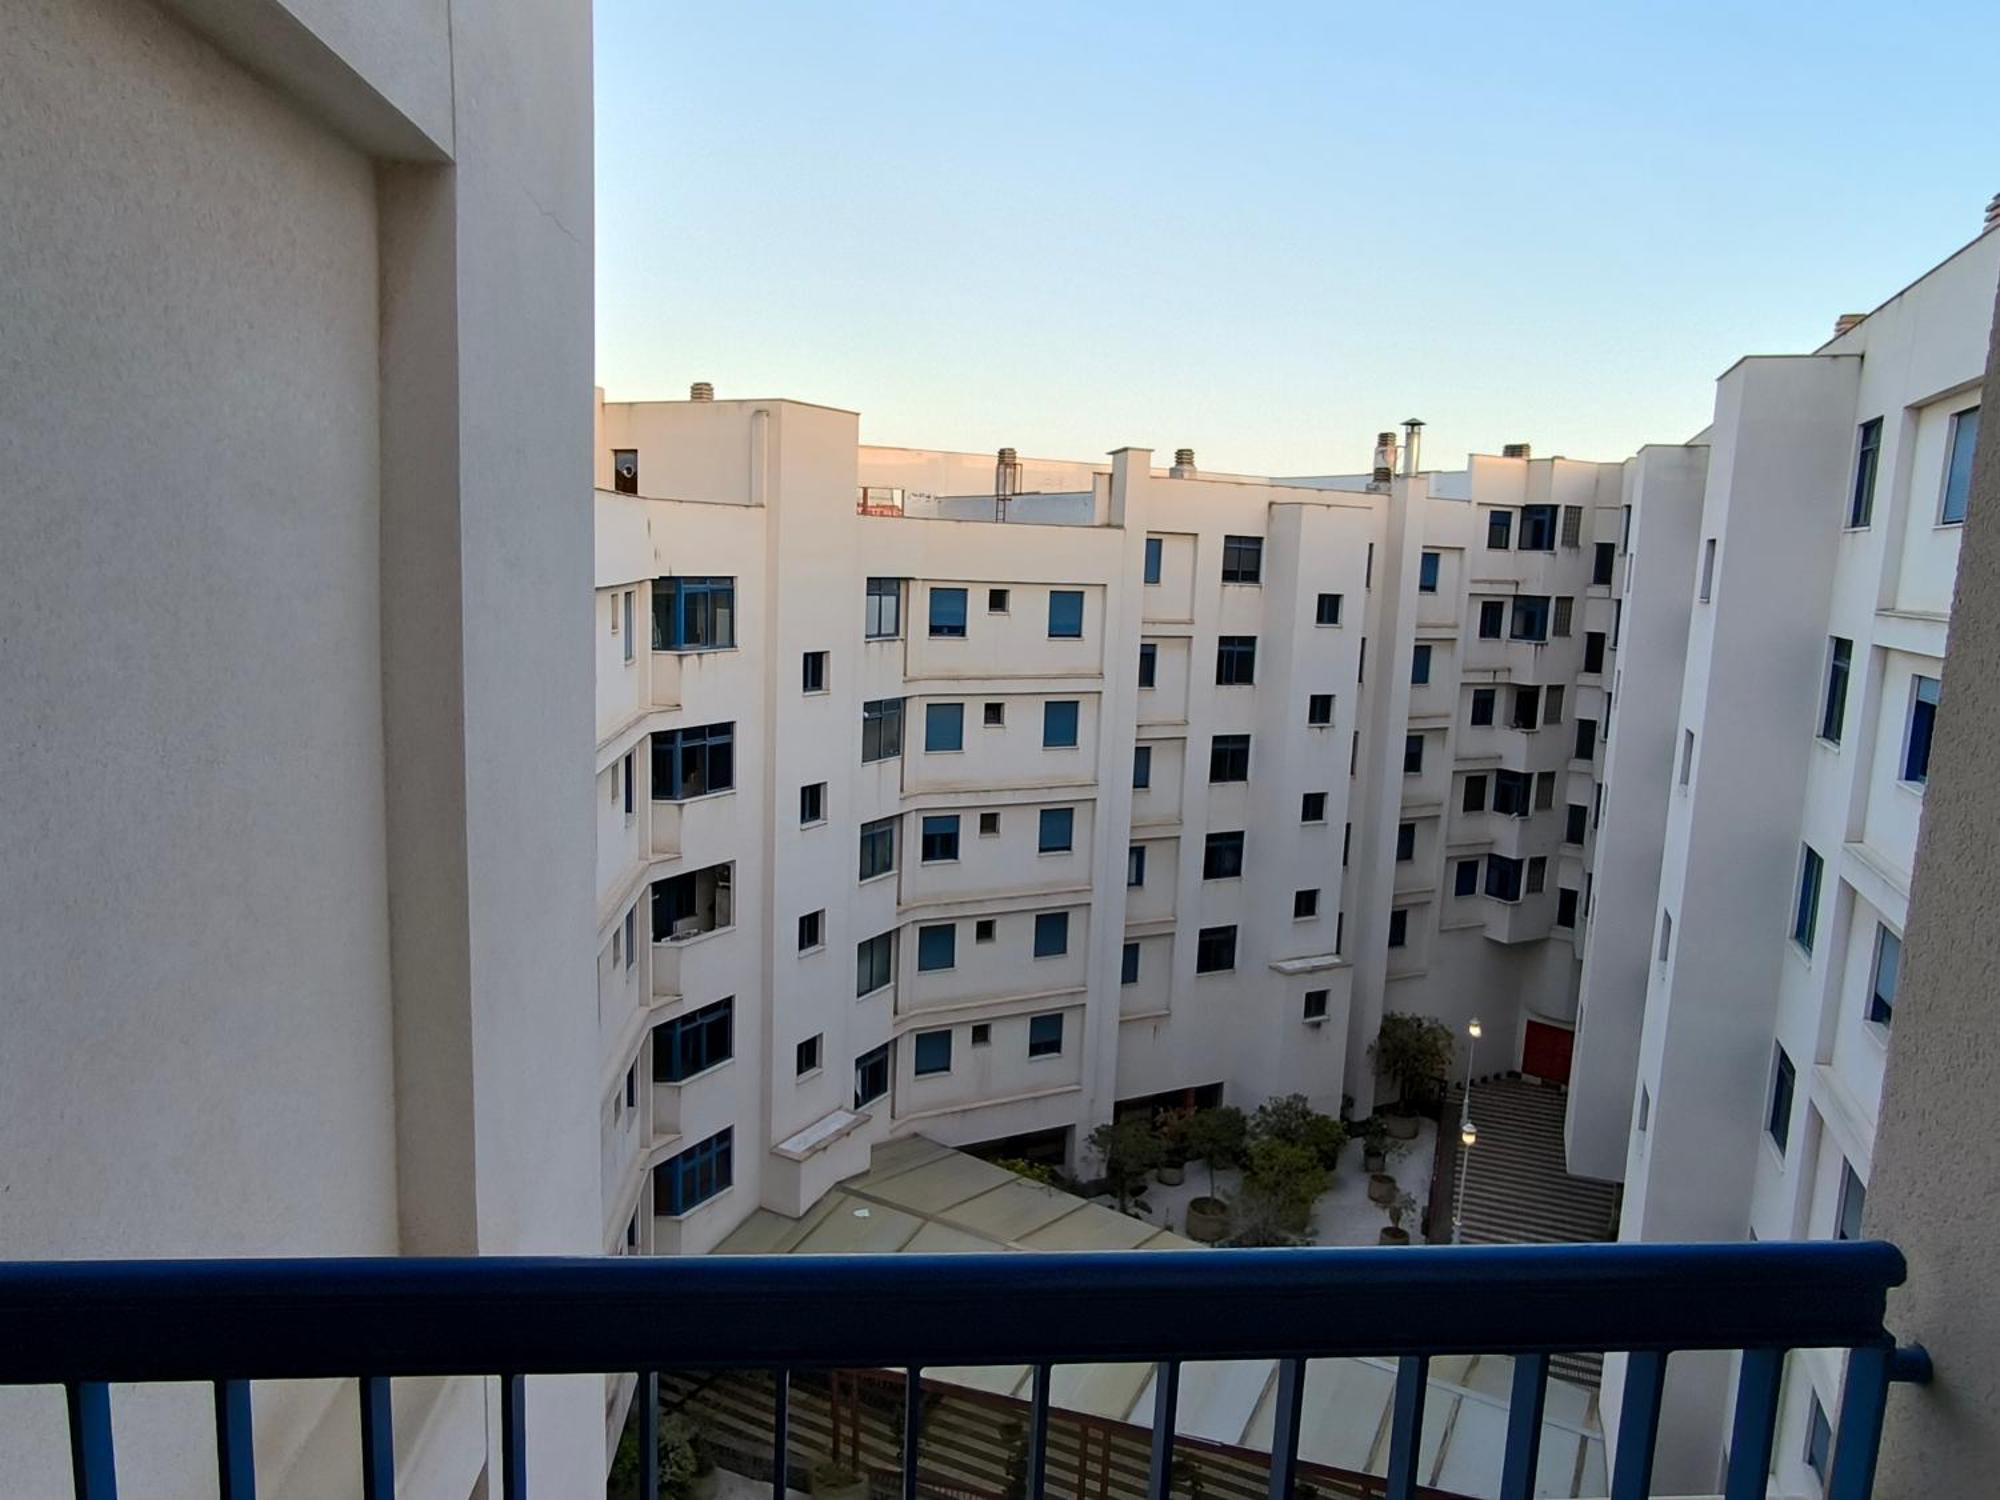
[[920, 813, 961, 864], [654, 576, 737, 653], [924, 700, 965, 753], [858, 817, 897, 882], [1042, 699, 1081, 749], [912, 1028, 953, 1076], [928, 586, 968, 638], [1939, 405, 1979, 526], [1209, 733, 1251, 783], [1037, 806, 1075, 854], [1202, 830, 1245, 881], [856, 931, 895, 998], [1194, 924, 1238, 974], [1216, 635, 1258, 686], [1902, 675, 1939, 786], [864, 577, 902, 640], [1849, 417, 1883, 528], [861, 697, 905, 763], [1046, 589, 1085, 639], [1027, 1012, 1065, 1058], [1033, 911, 1070, 958], [1220, 534, 1264, 584], [916, 924, 957, 974]]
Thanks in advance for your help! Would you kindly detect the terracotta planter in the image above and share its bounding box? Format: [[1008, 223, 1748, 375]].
[[1378, 1226, 1411, 1246], [1368, 1173, 1398, 1205], [1156, 1162, 1186, 1187], [1184, 1196, 1231, 1243], [1383, 1112, 1420, 1141]]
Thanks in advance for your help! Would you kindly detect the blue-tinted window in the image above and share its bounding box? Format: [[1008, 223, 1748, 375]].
[[1144, 536, 1163, 584], [1033, 911, 1070, 958], [1133, 745, 1152, 789], [1805, 1395, 1831, 1484], [1419, 551, 1440, 592], [1121, 941, 1140, 985], [1043, 700, 1080, 748], [1794, 845, 1824, 952], [1038, 807, 1075, 853], [1870, 925, 1901, 1026], [920, 814, 959, 863], [1904, 676, 1939, 784], [913, 1029, 952, 1076], [1412, 644, 1432, 685], [653, 577, 737, 651], [1850, 417, 1883, 527], [652, 997, 734, 1082], [917, 924, 956, 972], [928, 587, 968, 638], [925, 701, 964, 752], [651, 721, 735, 800], [1942, 406, 1980, 524], [1028, 1013, 1064, 1057], [1047, 590, 1085, 638], [1138, 642, 1157, 688], [655, 1127, 732, 1215], [1519, 505, 1557, 551]]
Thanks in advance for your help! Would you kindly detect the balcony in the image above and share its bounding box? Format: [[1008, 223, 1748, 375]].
[[1, 1242, 1921, 1500]]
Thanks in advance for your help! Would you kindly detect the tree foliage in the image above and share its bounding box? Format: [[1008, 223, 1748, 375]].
[[1231, 1139, 1328, 1245], [1248, 1094, 1348, 1170], [1090, 1114, 1164, 1213], [1181, 1105, 1248, 1199], [1371, 1014, 1454, 1113]]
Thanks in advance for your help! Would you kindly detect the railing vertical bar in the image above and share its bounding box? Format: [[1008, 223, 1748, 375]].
[[1609, 1352, 1668, 1500], [637, 1372, 659, 1500], [499, 1374, 526, 1500], [1722, 1348, 1785, 1500], [1026, 1364, 1052, 1500], [214, 1380, 256, 1500], [1384, 1355, 1428, 1500], [66, 1382, 117, 1500], [1497, 1353, 1547, 1500], [1265, 1357, 1307, 1500], [770, 1369, 789, 1500], [359, 1376, 395, 1500], [1146, 1360, 1181, 1500], [902, 1367, 922, 1500], [1828, 1346, 1892, 1500]]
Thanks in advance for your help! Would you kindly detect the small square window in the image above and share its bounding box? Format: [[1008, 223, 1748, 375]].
[[988, 587, 1010, 613], [795, 1034, 822, 1077], [1308, 693, 1334, 726], [802, 650, 828, 693], [1315, 593, 1343, 626], [913, 1029, 953, 1076], [983, 701, 1005, 727], [979, 811, 1001, 837], [975, 918, 996, 943], [1217, 635, 1257, 686], [1209, 733, 1251, 783], [1028, 1013, 1064, 1057], [1302, 989, 1328, 1022], [1292, 888, 1319, 920], [800, 782, 827, 826], [1202, 831, 1245, 881], [1301, 791, 1326, 823], [798, 910, 824, 952], [1047, 590, 1085, 639]]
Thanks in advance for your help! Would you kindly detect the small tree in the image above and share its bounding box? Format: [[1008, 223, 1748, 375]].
[[1182, 1106, 1248, 1200], [1155, 1104, 1197, 1167], [1248, 1094, 1348, 1171], [1089, 1115, 1164, 1214], [1371, 1014, 1454, 1115], [613, 1410, 709, 1500], [1231, 1139, 1328, 1245]]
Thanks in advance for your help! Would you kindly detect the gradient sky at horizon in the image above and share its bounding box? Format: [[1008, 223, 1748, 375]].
[[596, 1, 1999, 475]]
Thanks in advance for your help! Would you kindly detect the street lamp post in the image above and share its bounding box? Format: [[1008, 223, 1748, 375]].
[[1452, 1018, 1482, 1245]]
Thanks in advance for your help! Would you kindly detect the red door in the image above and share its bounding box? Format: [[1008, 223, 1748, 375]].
[[1522, 1020, 1575, 1085]]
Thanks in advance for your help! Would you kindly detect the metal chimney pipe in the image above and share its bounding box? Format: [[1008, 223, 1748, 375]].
[[1400, 419, 1425, 477]]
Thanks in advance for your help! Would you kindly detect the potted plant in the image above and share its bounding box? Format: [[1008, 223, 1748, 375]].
[[1370, 1015, 1453, 1138], [1379, 1190, 1418, 1246], [810, 1458, 870, 1500], [1228, 1139, 1328, 1246], [1089, 1114, 1165, 1217], [1361, 1119, 1389, 1174], [1367, 1171, 1398, 1206], [1181, 1106, 1246, 1243], [1247, 1094, 1348, 1174], [1155, 1105, 1195, 1186]]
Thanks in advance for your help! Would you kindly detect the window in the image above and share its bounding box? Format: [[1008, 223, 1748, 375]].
[[1850, 417, 1883, 527], [1492, 769, 1531, 817], [865, 577, 901, 640], [1209, 734, 1251, 782], [1396, 822, 1415, 861], [856, 932, 895, 996], [1028, 1013, 1065, 1058], [652, 721, 735, 800], [921, 814, 960, 863], [1366, 543, 1374, 588], [1308, 693, 1334, 726], [862, 697, 905, 762], [1454, 859, 1480, 897], [624, 906, 638, 970], [1195, 925, 1237, 973], [1519, 505, 1557, 551], [1767, 1045, 1795, 1152], [800, 782, 826, 826], [1869, 924, 1901, 1026], [802, 650, 828, 693], [988, 587, 1009, 613], [854, 1043, 890, 1106], [1565, 803, 1587, 844], [1544, 685, 1565, 725], [1358, 639, 1367, 684], [798, 910, 823, 951], [1221, 535, 1263, 583], [1470, 687, 1495, 727], [1793, 844, 1824, 953], [1043, 700, 1080, 749], [1574, 718, 1598, 761], [1612, 597, 1623, 647], [1903, 676, 1939, 785], [1303, 989, 1329, 1022], [1527, 856, 1547, 895], [652, 862, 733, 947], [1805, 1395, 1832, 1487], [653, 997, 734, 1082], [1133, 746, 1153, 789], [655, 1128, 732, 1215], [975, 919, 996, 943], [623, 751, 635, 818], [1672, 727, 1693, 789], [1411, 644, 1432, 685], [912, 1029, 952, 1076], [1477, 600, 1504, 639], [1144, 536, 1164, 585], [1942, 406, 1980, 523], [1511, 685, 1541, 730], [1556, 887, 1579, 928], [1301, 791, 1327, 822], [1138, 643, 1158, 689], [1698, 538, 1717, 604], [1388, 909, 1408, 948], [1836, 1161, 1867, 1242], [1336, 913, 1345, 953], [1293, 888, 1319, 919], [613, 449, 638, 494], [1561, 505, 1583, 547], [1216, 635, 1257, 685], [917, 924, 956, 972], [796, 1034, 821, 1077], [1584, 631, 1606, 673], [1047, 590, 1084, 639], [858, 817, 896, 881], [1033, 911, 1070, 958], [1819, 638, 1853, 744], [1122, 941, 1141, 985], [622, 591, 635, 662], [1486, 511, 1513, 549], [979, 811, 1000, 837], [654, 577, 737, 651], [1127, 845, 1147, 887], [1592, 543, 1615, 586], [971, 1023, 991, 1046], [1463, 774, 1488, 813], [1203, 831, 1245, 880], [1038, 807, 1075, 853], [922, 701, 965, 754], [1316, 593, 1343, 625], [1419, 551, 1441, 592], [1485, 855, 1525, 902], [928, 586, 968, 637], [1534, 771, 1556, 811], [1510, 595, 1551, 642], [1403, 734, 1423, 774], [1552, 597, 1574, 637]]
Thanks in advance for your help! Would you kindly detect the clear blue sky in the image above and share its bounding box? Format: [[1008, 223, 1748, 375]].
[[596, 1, 1998, 475]]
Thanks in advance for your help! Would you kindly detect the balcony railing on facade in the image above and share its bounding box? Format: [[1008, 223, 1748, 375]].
[[1, 1241, 1923, 1500]]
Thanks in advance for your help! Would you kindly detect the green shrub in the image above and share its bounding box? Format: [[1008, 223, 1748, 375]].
[[1371, 1014, 1454, 1114], [1232, 1138, 1328, 1244], [1248, 1094, 1348, 1170]]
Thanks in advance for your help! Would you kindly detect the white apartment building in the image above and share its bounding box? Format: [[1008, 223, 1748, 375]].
[[589, 393, 1640, 1276], [1581, 223, 1998, 1493]]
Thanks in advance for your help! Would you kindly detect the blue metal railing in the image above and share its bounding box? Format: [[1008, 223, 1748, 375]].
[[0, 1241, 1922, 1500]]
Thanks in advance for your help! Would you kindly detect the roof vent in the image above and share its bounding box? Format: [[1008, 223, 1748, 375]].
[[994, 448, 1021, 522], [1502, 443, 1531, 460], [1986, 191, 2000, 234], [1170, 448, 1197, 478], [1371, 432, 1397, 488], [690, 381, 715, 402], [1832, 314, 1867, 338], [1400, 418, 1425, 477]]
